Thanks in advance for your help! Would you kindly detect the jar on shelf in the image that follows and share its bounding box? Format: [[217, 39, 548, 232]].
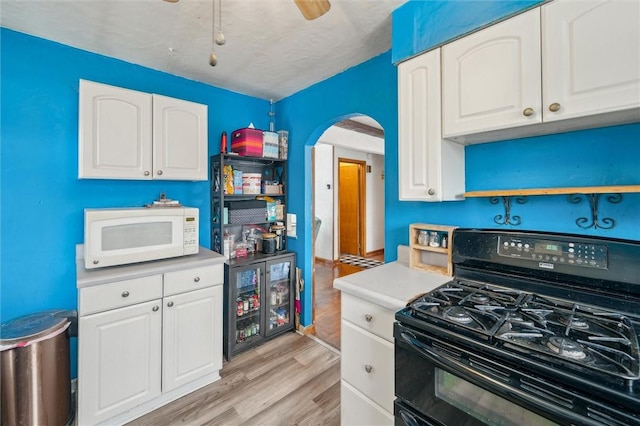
[[417, 230, 429, 246], [429, 231, 441, 247]]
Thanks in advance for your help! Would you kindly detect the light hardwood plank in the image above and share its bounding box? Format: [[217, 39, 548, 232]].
[[126, 332, 340, 426]]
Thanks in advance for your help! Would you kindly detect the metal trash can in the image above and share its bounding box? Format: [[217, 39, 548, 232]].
[[1, 310, 76, 426]]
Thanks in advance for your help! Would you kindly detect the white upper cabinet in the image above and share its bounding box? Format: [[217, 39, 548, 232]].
[[442, 0, 640, 144], [542, 0, 640, 122], [79, 80, 208, 181], [153, 95, 208, 181], [442, 9, 542, 140], [79, 80, 153, 179], [398, 48, 465, 202]]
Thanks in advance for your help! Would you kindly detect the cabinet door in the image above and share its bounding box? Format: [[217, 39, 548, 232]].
[[162, 286, 223, 392], [153, 95, 208, 181], [442, 9, 542, 139], [542, 0, 640, 122], [398, 49, 464, 202], [265, 255, 295, 336], [78, 80, 153, 179], [228, 263, 265, 357], [341, 381, 393, 426], [78, 300, 161, 426]]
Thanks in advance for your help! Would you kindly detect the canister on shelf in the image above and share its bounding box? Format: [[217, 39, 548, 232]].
[[262, 233, 276, 254], [270, 225, 285, 251]]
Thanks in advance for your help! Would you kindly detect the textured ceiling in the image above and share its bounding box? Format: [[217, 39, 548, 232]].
[[0, 0, 406, 101]]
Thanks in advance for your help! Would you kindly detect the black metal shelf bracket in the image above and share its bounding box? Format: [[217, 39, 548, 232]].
[[490, 196, 527, 226], [568, 193, 623, 230]]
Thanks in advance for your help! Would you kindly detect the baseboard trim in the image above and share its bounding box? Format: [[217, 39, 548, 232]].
[[297, 323, 316, 335], [365, 249, 384, 258], [314, 257, 335, 265]]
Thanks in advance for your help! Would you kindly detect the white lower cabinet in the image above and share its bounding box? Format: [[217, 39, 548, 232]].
[[77, 260, 223, 425], [162, 286, 222, 392], [78, 299, 162, 425], [340, 293, 395, 425]]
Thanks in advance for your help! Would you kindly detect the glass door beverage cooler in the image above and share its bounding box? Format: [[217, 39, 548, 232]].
[[223, 252, 296, 361]]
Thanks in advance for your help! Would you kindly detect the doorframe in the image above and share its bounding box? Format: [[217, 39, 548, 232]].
[[337, 157, 367, 257]]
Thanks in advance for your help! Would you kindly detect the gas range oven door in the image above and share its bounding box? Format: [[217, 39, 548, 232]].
[[394, 322, 639, 426]]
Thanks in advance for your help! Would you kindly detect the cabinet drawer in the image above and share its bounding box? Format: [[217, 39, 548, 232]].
[[341, 380, 393, 425], [341, 293, 395, 342], [341, 320, 394, 413], [79, 275, 163, 315], [164, 264, 223, 296]]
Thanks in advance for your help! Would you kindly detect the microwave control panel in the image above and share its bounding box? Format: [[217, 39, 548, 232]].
[[497, 236, 608, 270], [183, 208, 199, 253]]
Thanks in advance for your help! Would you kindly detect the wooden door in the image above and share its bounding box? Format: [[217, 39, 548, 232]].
[[338, 159, 365, 256]]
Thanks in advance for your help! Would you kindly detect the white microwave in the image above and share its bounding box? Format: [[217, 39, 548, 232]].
[[84, 207, 199, 269]]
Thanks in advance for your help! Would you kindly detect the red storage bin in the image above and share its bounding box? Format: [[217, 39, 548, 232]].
[[231, 128, 263, 157]]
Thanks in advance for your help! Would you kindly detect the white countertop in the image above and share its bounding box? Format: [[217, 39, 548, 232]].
[[333, 261, 452, 311], [76, 245, 225, 288]]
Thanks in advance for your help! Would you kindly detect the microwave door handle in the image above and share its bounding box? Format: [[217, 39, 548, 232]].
[[397, 331, 598, 426]]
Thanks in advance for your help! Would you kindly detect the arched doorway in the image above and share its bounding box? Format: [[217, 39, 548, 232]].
[[310, 115, 385, 350]]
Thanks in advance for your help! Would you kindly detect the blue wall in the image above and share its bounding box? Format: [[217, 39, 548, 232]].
[[392, 0, 544, 63], [0, 29, 270, 329], [2, 0, 640, 356], [279, 1, 640, 327]]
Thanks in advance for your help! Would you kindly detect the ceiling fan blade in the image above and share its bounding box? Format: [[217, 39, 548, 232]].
[[294, 0, 331, 20]]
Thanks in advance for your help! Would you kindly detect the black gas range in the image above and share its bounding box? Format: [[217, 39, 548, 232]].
[[395, 229, 640, 426]]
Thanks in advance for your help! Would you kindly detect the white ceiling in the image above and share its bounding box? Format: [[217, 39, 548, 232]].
[[0, 0, 406, 101]]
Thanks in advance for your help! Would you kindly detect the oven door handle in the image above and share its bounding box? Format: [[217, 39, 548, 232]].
[[398, 331, 603, 426]]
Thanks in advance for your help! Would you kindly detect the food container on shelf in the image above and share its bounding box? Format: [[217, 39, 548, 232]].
[[231, 128, 263, 157]]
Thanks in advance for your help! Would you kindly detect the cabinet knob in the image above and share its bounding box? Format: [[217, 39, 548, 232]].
[[93, 260, 99, 265], [167, 301, 174, 307], [364, 314, 373, 322], [157, 170, 163, 176], [121, 291, 130, 298], [427, 188, 435, 196], [548, 103, 561, 112], [522, 107, 534, 117], [144, 171, 150, 176], [364, 364, 373, 374], [152, 305, 159, 312], [194, 276, 200, 283]]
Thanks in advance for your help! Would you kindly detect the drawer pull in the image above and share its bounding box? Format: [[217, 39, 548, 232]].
[[167, 301, 174, 307], [121, 291, 130, 298], [194, 276, 201, 282], [364, 364, 373, 373], [152, 305, 159, 312], [364, 314, 373, 322]]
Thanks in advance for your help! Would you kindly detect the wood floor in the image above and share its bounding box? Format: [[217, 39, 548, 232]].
[[127, 332, 340, 426], [126, 254, 381, 426], [311, 254, 384, 350]]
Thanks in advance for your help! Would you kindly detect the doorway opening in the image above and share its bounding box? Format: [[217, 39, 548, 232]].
[[310, 115, 385, 350], [338, 158, 366, 257]]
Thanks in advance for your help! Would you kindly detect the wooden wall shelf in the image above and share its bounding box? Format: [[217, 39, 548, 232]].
[[464, 185, 640, 198], [409, 224, 457, 276], [464, 185, 640, 229]]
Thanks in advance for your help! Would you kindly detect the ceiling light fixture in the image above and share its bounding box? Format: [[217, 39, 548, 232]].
[[215, 0, 225, 46], [209, 0, 217, 66]]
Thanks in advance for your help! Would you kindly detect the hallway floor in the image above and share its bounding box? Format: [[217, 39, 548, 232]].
[[311, 253, 384, 350]]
